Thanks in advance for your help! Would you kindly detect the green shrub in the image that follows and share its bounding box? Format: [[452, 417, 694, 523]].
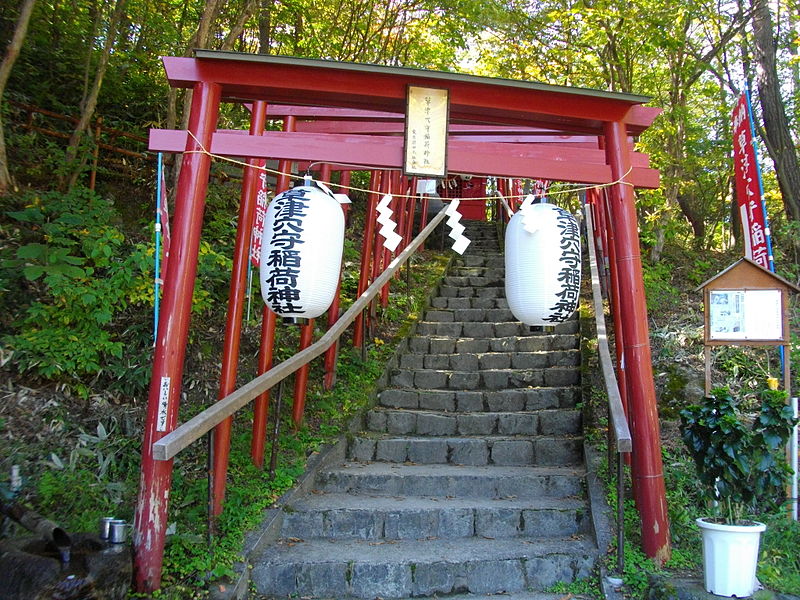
[[641, 259, 681, 313], [1, 188, 153, 395], [680, 387, 797, 523], [35, 420, 138, 532]]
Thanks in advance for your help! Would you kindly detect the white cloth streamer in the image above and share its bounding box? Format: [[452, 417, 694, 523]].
[[445, 199, 471, 255], [376, 194, 403, 252]]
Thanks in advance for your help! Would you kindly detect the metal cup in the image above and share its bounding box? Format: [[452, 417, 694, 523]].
[[99, 517, 115, 540], [109, 520, 127, 544]]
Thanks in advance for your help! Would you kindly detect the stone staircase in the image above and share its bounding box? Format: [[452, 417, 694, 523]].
[[249, 221, 597, 599]]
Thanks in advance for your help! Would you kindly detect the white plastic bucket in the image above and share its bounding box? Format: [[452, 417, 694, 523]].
[[696, 517, 766, 597]]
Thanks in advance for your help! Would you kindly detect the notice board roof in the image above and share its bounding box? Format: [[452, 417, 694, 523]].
[[696, 258, 800, 293]]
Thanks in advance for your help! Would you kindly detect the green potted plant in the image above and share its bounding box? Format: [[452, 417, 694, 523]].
[[680, 386, 797, 597]]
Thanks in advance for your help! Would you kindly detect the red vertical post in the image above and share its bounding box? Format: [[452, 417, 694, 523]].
[[600, 188, 632, 470], [133, 81, 221, 593], [292, 318, 315, 426], [587, 190, 608, 297], [339, 171, 352, 231], [589, 189, 631, 473], [292, 143, 317, 425], [251, 117, 296, 466], [322, 163, 345, 390], [401, 176, 413, 246], [251, 308, 276, 467], [419, 193, 430, 249], [370, 171, 388, 329], [604, 120, 670, 565], [353, 171, 380, 348], [380, 171, 399, 306], [210, 101, 268, 516], [339, 170, 352, 190], [595, 139, 630, 428], [404, 183, 417, 248], [371, 171, 388, 285], [416, 177, 429, 252], [251, 157, 293, 466], [600, 191, 629, 415], [497, 178, 508, 219], [393, 181, 409, 281]]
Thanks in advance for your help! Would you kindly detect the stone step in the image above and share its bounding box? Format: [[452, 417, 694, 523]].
[[463, 236, 500, 243], [461, 246, 500, 254], [348, 435, 583, 466], [389, 367, 580, 390], [279, 494, 589, 541], [250, 536, 596, 598], [407, 334, 579, 354], [398, 350, 580, 370], [315, 463, 586, 499], [454, 256, 505, 268], [448, 266, 506, 278], [437, 284, 505, 298], [378, 387, 581, 412], [442, 275, 505, 287], [415, 320, 580, 337], [423, 307, 514, 322], [366, 408, 581, 437], [429, 296, 509, 309], [464, 237, 500, 244]]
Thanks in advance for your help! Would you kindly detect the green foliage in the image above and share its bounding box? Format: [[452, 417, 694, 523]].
[[758, 515, 800, 594], [679, 387, 797, 523], [641, 260, 682, 313], [1, 188, 154, 395], [34, 420, 137, 532], [622, 538, 661, 595], [546, 576, 602, 597], [160, 429, 305, 594]]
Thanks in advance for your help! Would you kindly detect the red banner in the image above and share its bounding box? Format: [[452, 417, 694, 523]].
[[249, 161, 269, 267], [732, 93, 770, 269]]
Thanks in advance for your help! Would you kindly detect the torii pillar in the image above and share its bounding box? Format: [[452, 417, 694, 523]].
[[133, 81, 221, 592], [604, 120, 671, 564]]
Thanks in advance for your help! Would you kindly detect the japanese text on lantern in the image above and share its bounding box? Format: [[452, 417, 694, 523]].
[[250, 170, 270, 267], [546, 210, 581, 322], [264, 189, 308, 314], [404, 86, 449, 177], [731, 94, 769, 269]]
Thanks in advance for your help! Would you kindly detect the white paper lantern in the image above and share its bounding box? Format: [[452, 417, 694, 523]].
[[504, 201, 581, 326], [259, 182, 344, 320]]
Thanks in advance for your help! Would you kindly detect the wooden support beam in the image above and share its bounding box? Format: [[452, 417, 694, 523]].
[[148, 129, 659, 187]]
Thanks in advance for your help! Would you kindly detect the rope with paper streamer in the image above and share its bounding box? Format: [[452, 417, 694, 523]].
[[181, 130, 636, 204]]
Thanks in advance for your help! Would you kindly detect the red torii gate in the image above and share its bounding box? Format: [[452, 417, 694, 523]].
[[137, 49, 670, 591]]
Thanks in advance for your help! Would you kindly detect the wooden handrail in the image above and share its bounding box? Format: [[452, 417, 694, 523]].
[[584, 204, 632, 452], [585, 202, 630, 575], [152, 205, 450, 461], [496, 190, 514, 219]]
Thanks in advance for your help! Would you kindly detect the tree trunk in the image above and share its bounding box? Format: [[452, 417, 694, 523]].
[[0, 0, 37, 195], [61, 0, 128, 191], [79, 0, 101, 112], [258, 0, 274, 53], [676, 193, 706, 244], [222, 0, 259, 51], [171, 0, 222, 190], [751, 0, 800, 227]]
